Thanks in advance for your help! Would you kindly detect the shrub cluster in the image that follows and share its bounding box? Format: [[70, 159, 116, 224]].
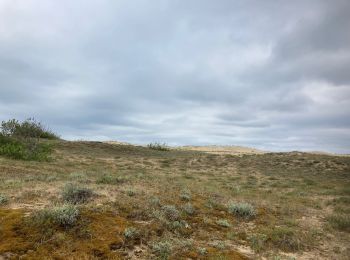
[[147, 142, 170, 151], [0, 118, 58, 160]]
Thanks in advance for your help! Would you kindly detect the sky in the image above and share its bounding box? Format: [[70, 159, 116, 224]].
[[0, 0, 350, 153]]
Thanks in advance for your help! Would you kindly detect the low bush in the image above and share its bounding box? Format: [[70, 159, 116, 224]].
[[228, 202, 256, 219], [32, 204, 79, 228], [62, 184, 94, 204]]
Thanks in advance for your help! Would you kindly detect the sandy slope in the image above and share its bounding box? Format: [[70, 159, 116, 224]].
[[177, 145, 266, 155]]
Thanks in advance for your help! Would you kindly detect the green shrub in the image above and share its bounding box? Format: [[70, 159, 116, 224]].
[[32, 204, 79, 228], [62, 184, 94, 204], [228, 202, 256, 219], [147, 142, 170, 151], [0, 194, 8, 205], [327, 214, 350, 232]]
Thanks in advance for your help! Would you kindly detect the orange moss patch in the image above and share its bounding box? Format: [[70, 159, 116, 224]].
[[0, 209, 35, 254], [0, 208, 133, 259]]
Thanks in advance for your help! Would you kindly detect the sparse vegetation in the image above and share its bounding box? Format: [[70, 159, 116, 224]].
[[0, 139, 349, 259]]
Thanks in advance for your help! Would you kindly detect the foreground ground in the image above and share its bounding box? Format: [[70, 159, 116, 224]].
[[0, 140, 349, 259]]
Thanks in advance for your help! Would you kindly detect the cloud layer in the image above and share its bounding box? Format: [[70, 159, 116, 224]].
[[1, 0, 349, 153]]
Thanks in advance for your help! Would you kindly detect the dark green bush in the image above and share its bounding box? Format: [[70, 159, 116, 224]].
[[0, 133, 52, 161]]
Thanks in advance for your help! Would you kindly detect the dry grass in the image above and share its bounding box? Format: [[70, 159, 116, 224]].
[[0, 140, 349, 259]]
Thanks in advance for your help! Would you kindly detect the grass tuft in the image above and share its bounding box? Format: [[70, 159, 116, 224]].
[[326, 214, 350, 232]]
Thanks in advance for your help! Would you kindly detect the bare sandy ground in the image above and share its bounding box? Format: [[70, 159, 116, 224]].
[[177, 145, 266, 155]]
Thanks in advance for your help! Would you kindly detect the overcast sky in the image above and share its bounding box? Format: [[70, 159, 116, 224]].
[[0, 0, 349, 153]]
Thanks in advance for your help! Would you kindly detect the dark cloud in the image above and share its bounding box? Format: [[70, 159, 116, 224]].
[[0, 0, 349, 153]]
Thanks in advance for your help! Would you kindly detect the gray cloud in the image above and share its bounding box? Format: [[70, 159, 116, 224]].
[[0, 0, 349, 153]]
